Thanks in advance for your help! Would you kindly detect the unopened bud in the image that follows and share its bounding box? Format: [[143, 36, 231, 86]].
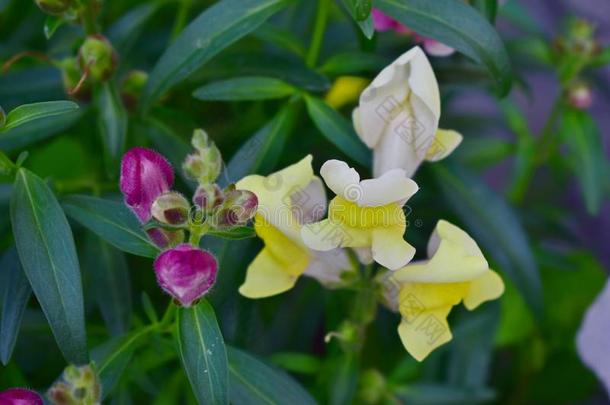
[[151, 191, 190, 225], [47, 364, 101, 405], [182, 131, 222, 184], [34, 0, 73, 15], [568, 81, 593, 109], [59, 57, 91, 101], [121, 70, 148, 111], [193, 183, 223, 212], [78, 35, 118, 82], [357, 369, 386, 404], [212, 189, 258, 228]]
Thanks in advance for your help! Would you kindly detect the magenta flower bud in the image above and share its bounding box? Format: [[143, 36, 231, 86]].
[[154, 244, 218, 307], [568, 81, 593, 109], [0, 388, 43, 405], [193, 184, 224, 212], [120, 147, 174, 223], [213, 189, 258, 229]]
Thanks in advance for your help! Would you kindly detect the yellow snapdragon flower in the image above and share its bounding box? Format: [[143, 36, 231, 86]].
[[382, 220, 505, 361], [301, 159, 418, 270], [325, 76, 370, 109], [236, 155, 351, 298]]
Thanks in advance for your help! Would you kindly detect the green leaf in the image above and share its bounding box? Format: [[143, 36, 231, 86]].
[[342, 0, 372, 21], [145, 117, 193, 185], [208, 226, 256, 240], [0, 246, 32, 365], [471, 0, 498, 22], [270, 352, 322, 374], [393, 384, 495, 404], [10, 168, 88, 364], [84, 233, 132, 336], [106, 3, 160, 55], [0, 101, 79, 132], [193, 76, 295, 101], [432, 162, 542, 317], [96, 82, 127, 177], [44, 15, 65, 39], [177, 300, 229, 405], [224, 102, 298, 183], [356, 15, 375, 40], [0, 150, 16, 182], [141, 0, 293, 111], [320, 52, 389, 76], [304, 96, 371, 167], [253, 25, 306, 57], [376, 0, 512, 96], [559, 108, 606, 215], [62, 195, 160, 258], [228, 346, 317, 405]]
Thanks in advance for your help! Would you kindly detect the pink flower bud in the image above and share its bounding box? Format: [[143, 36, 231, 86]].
[[151, 191, 190, 225], [0, 388, 43, 405], [193, 184, 224, 212], [120, 147, 174, 223], [568, 82, 593, 109], [154, 244, 218, 307], [212, 189, 258, 229]]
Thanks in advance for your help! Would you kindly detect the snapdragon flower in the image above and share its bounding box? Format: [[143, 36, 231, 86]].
[[0, 388, 43, 405]]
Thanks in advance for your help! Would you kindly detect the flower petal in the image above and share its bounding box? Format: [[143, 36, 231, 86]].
[[371, 225, 415, 270], [425, 129, 463, 162], [303, 249, 351, 287], [397, 307, 453, 362], [359, 169, 419, 206], [238, 248, 300, 298], [292, 177, 327, 225], [319, 159, 361, 202], [463, 269, 505, 310]]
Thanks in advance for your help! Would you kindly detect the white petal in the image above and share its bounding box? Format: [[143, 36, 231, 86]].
[[291, 177, 327, 224], [303, 249, 351, 286], [425, 129, 463, 162], [301, 220, 342, 251], [320, 159, 361, 202], [359, 169, 419, 207]]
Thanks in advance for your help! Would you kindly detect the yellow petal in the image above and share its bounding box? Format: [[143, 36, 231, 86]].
[[425, 129, 463, 162], [238, 248, 300, 298], [254, 215, 309, 275], [463, 269, 505, 310], [325, 76, 369, 109], [301, 219, 371, 251], [371, 225, 415, 270], [397, 307, 453, 362]]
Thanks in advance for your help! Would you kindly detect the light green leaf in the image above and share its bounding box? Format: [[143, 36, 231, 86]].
[[376, 0, 512, 95], [62, 195, 160, 258], [193, 76, 295, 101], [228, 346, 317, 405], [141, 0, 293, 111], [0, 246, 32, 365], [432, 162, 542, 317], [304, 95, 370, 167], [177, 300, 228, 405], [10, 168, 88, 364], [0, 101, 79, 132]]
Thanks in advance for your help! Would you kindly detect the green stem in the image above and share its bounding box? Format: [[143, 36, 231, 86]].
[[79, 0, 99, 35], [306, 0, 329, 67], [188, 223, 209, 246]]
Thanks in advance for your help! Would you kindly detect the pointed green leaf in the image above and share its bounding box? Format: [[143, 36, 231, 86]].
[[96, 83, 127, 177], [0, 246, 32, 365], [0, 101, 79, 132], [177, 300, 228, 405], [432, 162, 542, 317], [10, 168, 88, 363], [376, 0, 512, 95], [193, 77, 295, 101], [62, 195, 159, 258], [228, 346, 317, 405], [142, 0, 294, 111], [304, 95, 371, 167]]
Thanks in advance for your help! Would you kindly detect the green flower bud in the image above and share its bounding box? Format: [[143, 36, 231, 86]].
[[47, 364, 101, 405], [121, 70, 148, 111], [357, 369, 387, 405], [78, 35, 118, 82], [34, 0, 73, 15], [182, 129, 222, 184], [151, 191, 190, 226], [58, 57, 91, 101]]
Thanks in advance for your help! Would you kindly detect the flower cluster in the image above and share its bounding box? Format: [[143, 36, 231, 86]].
[[119, 129, 257, 307]]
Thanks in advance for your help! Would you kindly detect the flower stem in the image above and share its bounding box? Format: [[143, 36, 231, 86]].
[[306, 0, 329, 67]]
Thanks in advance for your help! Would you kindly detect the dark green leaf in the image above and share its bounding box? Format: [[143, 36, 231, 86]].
[[394, 384, 495, 404], [376, 0, 512, 95], [10, 168, 88, 364], [84, 233, 132, 336], [559, 108, 606, 215], [0, 246, 32, 365], [142, 0, 293, 111], [342, 0, 372, 21], [44, 15, 64, 39], [356, 15, 375, 40], [304, 96, 371, 167], [228, 346, 317, 405], [96, 83, 127, 177], [320, 52, 389, 76], [145, 117, 193, 185], [432, 162, 542, 317], [253, 25, 306, 57], [0, 150, 16, 182], [177, 300, 228, 405], [471, 0, 498, 22], [193, 77, 295, 101], [270, 352, 322, 374], [62, 195, 160, 258], [106, 3, 160, 55], [224, 102, 298, 184], [207, 226, 256, 240], [0, 101, 79, 132]]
